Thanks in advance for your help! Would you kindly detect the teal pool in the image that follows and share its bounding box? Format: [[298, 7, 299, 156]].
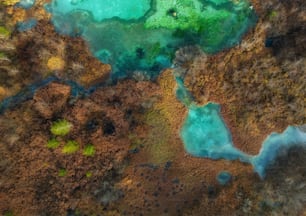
[[45, 0, 257, 79], [176, 76, 306, 178]]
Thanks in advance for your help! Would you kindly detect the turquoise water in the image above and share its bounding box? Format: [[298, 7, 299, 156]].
[[177, 79, 306, 178], [45, 0, 257, 79], [250, 126, 306, 178], [181, 102, 250, 161], [16, 0, 35, 9], [216, 171, 232, 185], [48, 0, 151, 21]]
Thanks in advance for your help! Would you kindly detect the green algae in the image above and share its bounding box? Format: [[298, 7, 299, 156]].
[[3, 210, 14, 216], [0, 26, 10, 38], [85, 171, 92, 178], [46, 138, 60, 149], [0, 52, 7, 58], [268, 10, 278, 20], [58, 168, 67, 177], [50, 119, 72, 136], [62, 140, 79, 154], [144, 0, 204, 31], [83, 144, 95, 157]]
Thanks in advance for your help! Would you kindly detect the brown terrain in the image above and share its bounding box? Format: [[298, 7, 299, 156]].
[[0, 0, 305, 215]]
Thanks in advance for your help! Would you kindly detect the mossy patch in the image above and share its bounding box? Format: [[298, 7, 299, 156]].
[[269, 10, 278, 20], [0, 52, 7, 58], [0, 26, 10, 38], [50, 119, 72, 136], [83, 144, 95, 157], [86, 171, 92, 178], [4, 211, 14, 216], [62, 140, 79, 154], [46, 138, 60, 149], [58, 168, 67, 177]]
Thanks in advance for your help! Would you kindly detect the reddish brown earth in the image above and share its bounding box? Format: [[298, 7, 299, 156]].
[[0, 80, 159, 215], [0, 75, 258, 216], [0, 0, 305, 215]]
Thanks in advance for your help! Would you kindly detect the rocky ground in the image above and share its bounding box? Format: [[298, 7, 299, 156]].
[[0, 0, 305, 215]]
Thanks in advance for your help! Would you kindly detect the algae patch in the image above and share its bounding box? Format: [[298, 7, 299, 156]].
[[50, 119, 72, 136]]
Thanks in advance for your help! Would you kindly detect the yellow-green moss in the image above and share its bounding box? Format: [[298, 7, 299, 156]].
[[0, 52, 7, 58], [46, 138, 60, 149], [0, 26, 10, 38], [83, 144, 95, 157], [4, 210, 14, 216], [62, 140, 79, 154], [58, 168, 67, 177], [86, 171, 92, 178], [269, 10, 278, 20], [50, 119, 72, 136]]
